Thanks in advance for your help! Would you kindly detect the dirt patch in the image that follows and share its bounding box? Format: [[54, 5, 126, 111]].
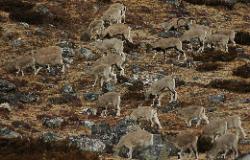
[[196, 62, 222, 72], [184, 0, 236, 8], [0, 138, 99, 160], [208, 79, 250, 93], [233, 63, 250, 78], [192, 47, 238, 62], [235, 31, 250, 45]]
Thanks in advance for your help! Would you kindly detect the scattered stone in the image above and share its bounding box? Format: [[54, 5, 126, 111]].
[[11, 38, 24, 48], [208, 94, 225, 103], [236, 152, 250, 160], [0, 92, 38, 105], [68, 136, 106, 153], [0, 79, 16, 92], [197, 136, 213, 153], [48, 94, 82, 106], [0, 103, 12, 112], [34, 27, 47, 36], [240, 98, 250, 103], [80, 108, 97, 116], [42, 117, 64, 129], [62, 84, 75, 95], [239, 138, 250, 145], [11, 120, 31, 130], [84, 93, 99, 101], [0, 127, 21, 139], [19, 92, 39, 103], [81, 120, 95, 128], [78, 48, 96, 60], [102, 82, 115, 93], [61, 47, 75, 57], [161, 101, 181, 113], [57, 41, 76, 49], [40, 132, 63, 143]]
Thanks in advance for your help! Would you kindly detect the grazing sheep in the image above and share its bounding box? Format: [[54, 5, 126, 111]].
[[145, 75, 177, 106], [150, 37, 186, 60], [180, 26, 208, 53], [206, 133, 239, 159], [97, 91, 121, 117], [94, 38, 124, 55], [226, 115, 247, 138], [91, 63, 117, 87], [202, 118, 227, 142], [109, 3, 126, 23], [88, 19, 105, 40], [205, 32, 230, 52], [113, 127, 154, 159], [178, 105, 209, 127], [94, 53, 125, 76], [167, 130, 199, 160], [5, 54, 36, 76], [102, 23, 133, 43], [102, 7, 123, 25], [32, 46, 65, 75], [213, 29, 236, 46], [129, 106, 162, 129]]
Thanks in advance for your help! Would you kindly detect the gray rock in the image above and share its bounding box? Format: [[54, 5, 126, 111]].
[[34, 27, 47, 36], [19, 92, 39, 103], [131, 65, 142, 73], [11, 38, 24, 48], [80, 108, 97, 116], [0, 92, 38, 105], [0, 79, 16, 92], [0, 127, 21, 139], [62, 84, 75, 95], [81, 120, 95, 128], [158, 30, 181, 38], [102, 82, 115, 93], [79, 48, 96, 60], [240, 98, 250, 103], [68, 136, 106, 152], [57, 41, 76, 49], [84, 93, 99, 101], [42, 117, 64, 129], [208, 94, 225, 103], [239, 138, 250, 145], [41, 132, 63, 143], [236, 153, 250, 160], [61, 47, 75, 57]]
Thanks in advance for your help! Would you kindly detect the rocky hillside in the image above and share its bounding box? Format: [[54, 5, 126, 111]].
[[0, 0, 250, 160]]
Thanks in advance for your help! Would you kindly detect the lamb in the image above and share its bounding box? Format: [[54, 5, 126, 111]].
[[129, 106, 162, 129], [166, 130, 199, 160], [91, 63, 117, 87], [202, 118, 227, 142], [145, 75, 177, 106], [94, 53, 125, 76], [32, 46, 65, 75], [94, 38, 124, 56], [88, 19, 105, 40], [150, 37, 186, 60], [5, 54, 36, 76], [205, 32, 230, 52], [180, 26, 208, 53], [226, 115, 247, 138], [109, 3, 126, 23], [102, 23, 133, 43], [206, 133, 239, 159], [113, 127, 154, 159], [97, 91, 121, 117], [102, 6, 123, 25], [178, 105, 209, 127]]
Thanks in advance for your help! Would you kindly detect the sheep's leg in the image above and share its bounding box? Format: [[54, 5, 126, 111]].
[[116, 97, 121, 116], [151, 96, 158, 107], [233, 144, 239, 158], [16, 68, 21, 76], [153, 114, 162, 129], [100, 77, 104, 88], [178, 149, 184, 160], [128, 147, 133, 159], [222, 149, 228, 159], [196, 118, 201, 127], [225, 43, 229, 53], [47, 64, 51, 72], [169, 89, 177, 102], [192, 145, 198, 160], [92, 75, 98, 87], [61, 64, 65, 73], [187, 119, 192, 127], [21, 70, 24, 76], [202, 114, 209, 124], [34, 67, 42, 75], [238, 126, 247, 138]]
